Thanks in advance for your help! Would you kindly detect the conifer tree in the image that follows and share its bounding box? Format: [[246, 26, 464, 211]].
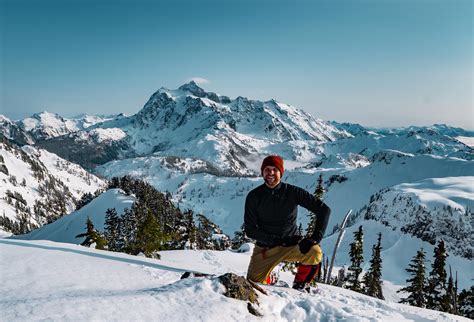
[[426, 240, 448, 311], [363, 232, 384, 299], [346, 225, 364, 292], [458, 286, 474, 319], [314, 173, 324, 199], [231, 224, 252, 249], [196, 214, 229, 250], [182, 209, 196, 249], [398, 248, 427, 307], [120, 207, 138, 253], [76, 216, 95, 247], [75, 216, 107, 250], [336, 266, 346, 287], [443, 266, 456, 314], [104, 208, 121, 252], [134, 209, 167, 258], [306, 174, 324, 237]]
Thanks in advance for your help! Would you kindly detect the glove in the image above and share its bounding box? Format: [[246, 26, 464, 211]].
[[298, 238, 317, 254], [281, 235, 302, 247]]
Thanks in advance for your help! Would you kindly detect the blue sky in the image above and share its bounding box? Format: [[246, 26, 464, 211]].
[[1, 0, 472, 129]]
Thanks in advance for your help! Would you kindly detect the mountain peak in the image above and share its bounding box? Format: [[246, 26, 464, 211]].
[[178, 81, 206, 97]]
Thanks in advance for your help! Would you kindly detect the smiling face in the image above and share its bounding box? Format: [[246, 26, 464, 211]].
[[263, 165, 281, 188]]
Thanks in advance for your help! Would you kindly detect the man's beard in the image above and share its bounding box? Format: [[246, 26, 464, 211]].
[[264, 175, 279, 187]]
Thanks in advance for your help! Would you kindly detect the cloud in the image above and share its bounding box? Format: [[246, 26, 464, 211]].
[[186, 77, 210, 85]]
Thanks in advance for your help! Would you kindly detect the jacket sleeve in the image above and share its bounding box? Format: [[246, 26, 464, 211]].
[[295, 186, 331, 243], [244, 192, 281, 245]]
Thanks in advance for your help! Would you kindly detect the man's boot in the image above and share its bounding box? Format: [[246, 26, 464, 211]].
[[292, 263, 320, 292]]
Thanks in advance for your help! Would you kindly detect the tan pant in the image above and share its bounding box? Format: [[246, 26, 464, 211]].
[[246, 244, 323, 284]]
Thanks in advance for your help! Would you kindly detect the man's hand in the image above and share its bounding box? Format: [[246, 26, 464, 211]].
[[281, 235, 302, 247], [298, 238, 317, 254]]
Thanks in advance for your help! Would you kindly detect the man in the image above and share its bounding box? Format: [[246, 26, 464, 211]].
[[245, 155, 331, 291]]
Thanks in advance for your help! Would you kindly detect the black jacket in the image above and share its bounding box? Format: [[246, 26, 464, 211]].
[[244, 182, 331, 247]]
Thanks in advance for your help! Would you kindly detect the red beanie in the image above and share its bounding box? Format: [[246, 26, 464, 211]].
[[261, 155, 284, 176]]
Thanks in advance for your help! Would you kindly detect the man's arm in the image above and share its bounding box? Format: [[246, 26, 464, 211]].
[[244, 193, 281, 246], [295, 187, 331, 243]]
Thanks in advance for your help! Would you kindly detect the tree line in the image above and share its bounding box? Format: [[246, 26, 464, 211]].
[[76, 176, 231, 259]]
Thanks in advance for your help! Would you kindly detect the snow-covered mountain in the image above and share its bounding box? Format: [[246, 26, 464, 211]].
[[26, 82, 350, 174], [0, 114, 33, 145], [0, 112, 120, 145], [0, 137, 106, 233], [358, 176, 473, 259]]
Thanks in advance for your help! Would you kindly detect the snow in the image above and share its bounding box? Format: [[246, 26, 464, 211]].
[[456, 136, 474, 147], [394, 176, 474, 211], [321, 221, 474, 290], [14, 189, 134, 243], [22, 145, 105, 198], [89, 127, 127, 142], [0, 142, 105, 223], [0, 238, 468, 321]]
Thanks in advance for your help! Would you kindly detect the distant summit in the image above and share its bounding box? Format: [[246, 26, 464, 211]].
[[178, 81, 207, 97]]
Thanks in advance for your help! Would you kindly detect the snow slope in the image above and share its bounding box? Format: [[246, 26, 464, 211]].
[[14, 189, 135, 244], [14, 186, 473, 291], [0, 238, 468, 322], [0, 140, 105, 227]]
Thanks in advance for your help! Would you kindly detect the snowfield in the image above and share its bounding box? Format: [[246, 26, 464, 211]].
[[0, 239, 468, 322]]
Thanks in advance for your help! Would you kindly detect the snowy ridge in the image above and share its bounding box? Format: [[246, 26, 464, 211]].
[[0, 112, 121, 145], [0, 139, 105, 229], [14, 189, 134, 243], [359, 176, 474, 258], [0, 238, 469, 321]]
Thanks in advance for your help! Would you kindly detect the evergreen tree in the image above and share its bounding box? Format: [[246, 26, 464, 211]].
[[75, 192, 94, 211], [335, 266, 346, 287], [75, 217, 107, 250], [426, 240, 448, 311], [196, 214, 230, 250], [346, 225, 364, 292], [134, 209, 167, 258], [443, 267, 455, 314], [458, 286, 474, 319], [363, 232, 384, 299], [182, 209, 196, 249], [231, 224, 253, 249], [315, 173, 324, 199], [104, 208, 121, 252], [305, 174, 325, 237], [119, 207, 139, 254], [398, 248, 427, 307]]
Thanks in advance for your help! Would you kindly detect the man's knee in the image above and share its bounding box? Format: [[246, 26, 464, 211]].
[[302, 244, 322, 265]]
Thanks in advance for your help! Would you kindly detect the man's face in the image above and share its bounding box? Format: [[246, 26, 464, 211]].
[[263, 166, 281, 188]]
